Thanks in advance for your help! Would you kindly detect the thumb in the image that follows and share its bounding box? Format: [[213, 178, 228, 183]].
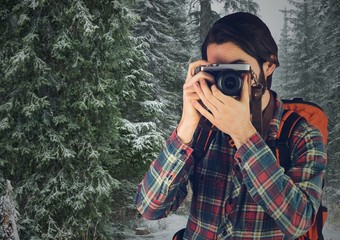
[[240, 74, 250, 104]]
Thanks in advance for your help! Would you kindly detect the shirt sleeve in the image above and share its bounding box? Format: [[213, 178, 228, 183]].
[[234, 120, 327, 239], [135, 129, 194, 220]]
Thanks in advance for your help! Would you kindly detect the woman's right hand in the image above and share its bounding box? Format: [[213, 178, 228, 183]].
[[177, 60, 215, 144]]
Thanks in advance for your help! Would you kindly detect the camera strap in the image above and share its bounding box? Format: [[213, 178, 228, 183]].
[[251, 79, 264, 136]]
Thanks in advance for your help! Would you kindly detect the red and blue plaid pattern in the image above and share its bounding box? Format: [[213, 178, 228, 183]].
[[136, 96, 326, 239]]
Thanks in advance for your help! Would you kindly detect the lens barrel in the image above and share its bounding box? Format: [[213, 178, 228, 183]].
[[216, 70, 243, 96]]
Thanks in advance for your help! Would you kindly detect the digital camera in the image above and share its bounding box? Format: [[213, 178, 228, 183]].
[[195, 63, 251, 96]]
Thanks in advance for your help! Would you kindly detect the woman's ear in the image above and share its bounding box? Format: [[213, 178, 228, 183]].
[[263, 61, 276, 79]]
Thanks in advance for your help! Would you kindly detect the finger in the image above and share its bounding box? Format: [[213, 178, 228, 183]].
[[210, 84, 235, 108], [183, 84, 200, 101], [186, 60, 210, 81], [211, 84, 227, 102], [240, 74, 250, 104], [199, 79, 223, 107], [183, 81, 203, 95], [201, 72, 216, 85], [184, 92, 200, 100], [193, 81, 218, 114], [185, 71, 215, 86], [191, 100, 215, 124]]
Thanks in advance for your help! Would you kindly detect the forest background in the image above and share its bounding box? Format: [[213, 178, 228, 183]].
[[0, 0, 339, 239]]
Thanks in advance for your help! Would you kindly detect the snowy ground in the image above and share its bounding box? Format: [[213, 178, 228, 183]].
[[126, 214, 188, 239], [126, 214, 340, 239], [323, 223, 340, 240]]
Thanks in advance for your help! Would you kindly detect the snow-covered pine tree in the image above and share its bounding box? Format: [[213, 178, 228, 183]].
[[280, 0, 340, 227], [110, 1, 187, 228], [131, 0, 191, 138], [0, 0, 155, 238], [308, 0, 340, 225], [187, 0, 220, 49], [273, 7, 293, 97], [198, 0, 220, 44], [187, 0, 259, 54], [222, 0, 259, 14], [284, 0, 321, 100]]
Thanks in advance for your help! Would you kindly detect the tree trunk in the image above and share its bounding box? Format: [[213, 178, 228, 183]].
[[199, 0, 214, 44], [0, 180, 19, 240]]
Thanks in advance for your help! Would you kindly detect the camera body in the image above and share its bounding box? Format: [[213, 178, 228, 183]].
[[195, 63, 251, 96]]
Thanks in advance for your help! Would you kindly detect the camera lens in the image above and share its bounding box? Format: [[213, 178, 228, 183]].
[[216, 70, 243, 96]]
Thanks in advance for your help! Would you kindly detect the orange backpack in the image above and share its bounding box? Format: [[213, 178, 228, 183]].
[[276, 98, 328, 240], [193, 98, 328, 240]]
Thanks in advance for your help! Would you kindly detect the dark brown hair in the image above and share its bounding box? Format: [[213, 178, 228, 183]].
[[201, 12, 279, 89]]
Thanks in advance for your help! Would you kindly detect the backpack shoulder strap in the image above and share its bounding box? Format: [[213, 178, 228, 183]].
[[191, 118, 217, 196], [275, 109, 304, 173], [282, 98, 328, 144], [192, 118, 216, 160]]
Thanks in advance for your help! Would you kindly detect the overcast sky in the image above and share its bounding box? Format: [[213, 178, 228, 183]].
[[256, 0, 291, 43], [213, 0, 292, 43]]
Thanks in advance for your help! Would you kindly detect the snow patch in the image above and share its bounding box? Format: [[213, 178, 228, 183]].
[[126, 214, 340, 239], [127, 214, 188, 239]]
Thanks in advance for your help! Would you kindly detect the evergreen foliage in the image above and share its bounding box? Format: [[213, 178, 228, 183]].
[[1, 0, 340, 237], [132, 0, 190, 137], [284, 0, 320, 99], [222, 0, 259, 14], [273, 7, 293, 96], [276, 0, 340, 226], [0, 0, 162, 238], [311, 0, 340, 215], [187, 0, 259, 56]]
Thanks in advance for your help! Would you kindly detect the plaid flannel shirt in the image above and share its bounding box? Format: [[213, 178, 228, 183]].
[[135, 95, 327, 239]]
